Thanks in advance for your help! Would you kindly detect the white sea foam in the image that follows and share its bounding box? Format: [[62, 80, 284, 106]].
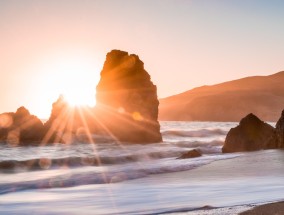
[[0, 122, 283, 214]]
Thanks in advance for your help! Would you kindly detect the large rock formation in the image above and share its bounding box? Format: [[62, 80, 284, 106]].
[[222, 113, 276, 153], [95, 50, 162, 143], [275, 110, 284, 148], [0, 107, 44, 145], [0, 50, 162, 145]]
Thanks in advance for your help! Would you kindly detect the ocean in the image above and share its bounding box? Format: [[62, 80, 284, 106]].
[[0, 121, 283, 214]]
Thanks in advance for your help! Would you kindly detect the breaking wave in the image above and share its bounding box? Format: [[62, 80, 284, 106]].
[[162, 128, 228, 137], [0, 153, 239, 194]]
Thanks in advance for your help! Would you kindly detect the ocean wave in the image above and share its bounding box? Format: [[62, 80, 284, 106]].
[[173, 140, 224, 154], [162, 128, 228, 137], [0, 153, 239, 195], [0, 140, 225, 172], [0, 152, 182, 172], [173, 140, 223, 147]]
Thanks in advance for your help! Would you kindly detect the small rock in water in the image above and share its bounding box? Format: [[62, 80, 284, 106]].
[[177, 149, 202, 159]]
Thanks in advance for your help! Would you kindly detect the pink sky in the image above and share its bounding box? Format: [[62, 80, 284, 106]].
[[0, 0, 283, 118]]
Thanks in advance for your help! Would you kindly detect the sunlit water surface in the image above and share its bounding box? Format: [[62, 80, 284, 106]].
[[0, 121, 283, 214]]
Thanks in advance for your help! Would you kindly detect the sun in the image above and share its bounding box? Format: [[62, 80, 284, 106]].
[[63, 90, 96, 107], [34, 50, 101, 118]]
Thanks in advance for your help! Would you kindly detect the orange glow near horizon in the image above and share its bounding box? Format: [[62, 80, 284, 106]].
[[31, 50, 100, 119]]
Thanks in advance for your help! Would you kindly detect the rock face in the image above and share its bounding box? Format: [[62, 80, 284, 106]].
[[178, 149, 202, 159], [43, 96, 97, 144], [96, 50, 162, 143], [0, 107, 44, 145], [275, 110, 284, 148], [222, 113, 276, 153], [0, 50, 162, 145], [43, 96, 71, 143]]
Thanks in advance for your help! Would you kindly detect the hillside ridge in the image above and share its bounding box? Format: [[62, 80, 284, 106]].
[[159, 71, 284, 122]]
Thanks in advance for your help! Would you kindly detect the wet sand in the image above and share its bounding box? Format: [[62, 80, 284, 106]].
[[239, 201, 284, 215], [165, 149, 284, 215], [0, 150, 283, 214]]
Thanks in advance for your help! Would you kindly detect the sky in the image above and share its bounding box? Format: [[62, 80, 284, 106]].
[[0, 0, 284, 118]]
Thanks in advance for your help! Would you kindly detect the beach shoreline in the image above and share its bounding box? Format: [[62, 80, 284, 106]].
[[240, 201, 284, 215], [154, 149, 284, 215], [0, 149, 283, 214], [171, 200, 284, 214], [0, 125, 283, 215]]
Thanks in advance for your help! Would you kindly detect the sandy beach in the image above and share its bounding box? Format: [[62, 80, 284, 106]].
[[162, 149, 284, 215], [239, 201, 284, 215]]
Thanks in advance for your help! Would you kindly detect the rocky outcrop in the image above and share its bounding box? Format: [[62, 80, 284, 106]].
[[0, 96, 96, 145], [43, 96, 98, 144], [177, 149, 202, 159], [0, 50, 162, 145], [0, 107, 44, 145], [275, 110, 284, 148], [95, 50, 162, 143], [222, 113, 276, 153], [43, 95, 71, 144]]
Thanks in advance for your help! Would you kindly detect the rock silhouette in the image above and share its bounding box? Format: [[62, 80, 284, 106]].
[[0, 50, 162, 145], [275, 110, 284, 148], [96, 50, 162, 143], [43, 96, 97, 144], [0, 107, 44, 145], [222, 113, 276, 153], [42, 95, 71, 143], [177, 149, 202, 159], [40, 50, 161, 144]]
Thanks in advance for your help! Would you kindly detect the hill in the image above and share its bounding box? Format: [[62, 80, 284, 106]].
[[159, 71, 284, 122]]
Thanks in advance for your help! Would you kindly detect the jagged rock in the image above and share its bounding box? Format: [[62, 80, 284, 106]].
[[177, 149, 202, 159], [43, 95, 69, 141], [1, 50, 162, 145], [0, 112, 13, 142], [95, 50, 162, 143], [275, 110, 284, 148], [222, 113, 276, 153], [0, 107, 44, 145], [44, 95, 69, 130], [43, 96, 98, 144]]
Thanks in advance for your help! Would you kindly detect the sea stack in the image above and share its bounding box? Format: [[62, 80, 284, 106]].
[[0, 107, 44, 145], [222, 113, 276, 153], [96, 50, 162, 143], [275, 110, 284, 148]]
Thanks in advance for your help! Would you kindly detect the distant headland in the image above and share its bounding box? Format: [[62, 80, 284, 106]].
[[159, 71, 284, 122]]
